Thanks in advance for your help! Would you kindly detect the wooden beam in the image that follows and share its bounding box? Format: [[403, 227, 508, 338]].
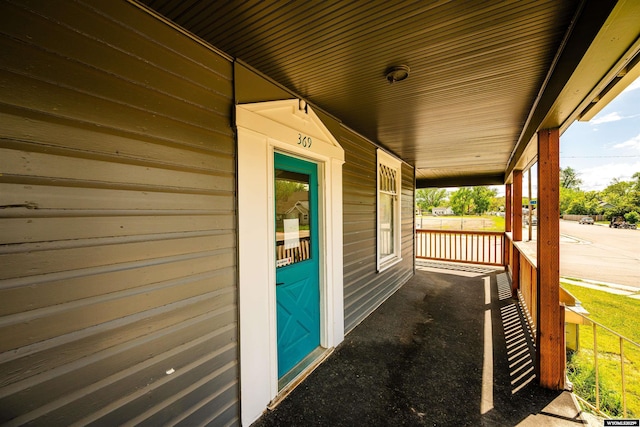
[[512, 171, 522, 242], [415, 173, 504, 189], [504, 184, 512, 268], [505, 0, 618, 179], [536, 128, 564, 390], [505, 184, 512, 233]]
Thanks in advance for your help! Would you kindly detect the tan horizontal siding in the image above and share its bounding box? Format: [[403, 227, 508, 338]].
[[340, 129, 415, 333], [0, 234, 234, 280], [0, 1, 238, 425], [0, 183, 233, 211], [0, 296, 233, 388], [0, 215, 234, 244], [0, 112, 235, 173], [0, 148, 234, 192]]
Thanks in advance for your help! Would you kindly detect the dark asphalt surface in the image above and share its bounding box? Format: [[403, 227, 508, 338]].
[[252, 262, 584, 426]]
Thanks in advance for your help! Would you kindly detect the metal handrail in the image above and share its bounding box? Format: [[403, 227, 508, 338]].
[[565, 305, 640, 418]]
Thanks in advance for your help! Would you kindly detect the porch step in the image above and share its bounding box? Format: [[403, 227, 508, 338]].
[[516, 391, 587, 426]]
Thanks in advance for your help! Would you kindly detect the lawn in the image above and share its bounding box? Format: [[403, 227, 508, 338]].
[[416, 215, 505, 232], [562, 282, 640, 417]]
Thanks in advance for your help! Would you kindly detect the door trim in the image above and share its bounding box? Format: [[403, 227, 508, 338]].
[[236, 100, 344, 426]]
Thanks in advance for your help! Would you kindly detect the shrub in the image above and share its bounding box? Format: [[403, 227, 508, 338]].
[[624, 211, 639, 224]]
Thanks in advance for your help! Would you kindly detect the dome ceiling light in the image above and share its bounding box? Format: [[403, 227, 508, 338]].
[[385, 65, 410, 83]]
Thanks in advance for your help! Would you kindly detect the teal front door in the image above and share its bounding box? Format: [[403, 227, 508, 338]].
[[274, 152, 320, 378]]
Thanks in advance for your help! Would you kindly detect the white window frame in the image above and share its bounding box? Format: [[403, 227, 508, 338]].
[[376, 149, 402, 271]]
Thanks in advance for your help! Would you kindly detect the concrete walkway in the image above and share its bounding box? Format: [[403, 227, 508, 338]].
[[252, 261, 586, 426]]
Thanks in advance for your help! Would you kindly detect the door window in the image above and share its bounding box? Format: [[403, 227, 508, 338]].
[[275, 169, 311, 268]]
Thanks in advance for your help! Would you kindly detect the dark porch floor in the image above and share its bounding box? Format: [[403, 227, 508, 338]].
[[252, 261, 586, 427]]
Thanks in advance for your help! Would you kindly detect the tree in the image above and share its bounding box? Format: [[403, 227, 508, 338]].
[[559, 187, 578, 215], [449, 186, 497, 215], [565, 190, 602, 215], [416, 188, 447, 213], [449, 187, 474, 215], [275, 179, 306, 202], [490, 196, 505, 213], [560, 167, 582, 190], [600, 176, 640, 219], [558, 172, 640, 218], [471, 186, 497, 215]]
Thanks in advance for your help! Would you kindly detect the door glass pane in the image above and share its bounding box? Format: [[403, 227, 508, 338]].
[[275, 169, 311, 268], [380, 192, 394, 257]]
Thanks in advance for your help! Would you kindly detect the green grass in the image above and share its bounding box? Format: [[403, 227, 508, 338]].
[[488, 215, 505, 231], [416, 215, 505, 232], [562, 282, 640, 417]]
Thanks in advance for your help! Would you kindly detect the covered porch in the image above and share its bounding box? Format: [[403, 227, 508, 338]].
[[252, 260, 585, 426], [1, 1, 639, 425]]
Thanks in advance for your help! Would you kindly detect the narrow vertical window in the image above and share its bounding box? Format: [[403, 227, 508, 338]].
[[377, 149, 402, 271]]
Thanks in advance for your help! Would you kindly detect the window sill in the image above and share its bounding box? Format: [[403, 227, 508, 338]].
[[377, 256, 403, 273]]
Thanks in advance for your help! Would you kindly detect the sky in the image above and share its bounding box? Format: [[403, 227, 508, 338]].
[[498, 76, 640, 199], [559, 76, 640, 192], [444, 76, 640, 199]]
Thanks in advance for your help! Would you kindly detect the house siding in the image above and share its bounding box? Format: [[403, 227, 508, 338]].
[[341, 131, 415, 333], [0, 1, 238, 426], [0, 2, 416, 424], [235, 64, 416, 336]]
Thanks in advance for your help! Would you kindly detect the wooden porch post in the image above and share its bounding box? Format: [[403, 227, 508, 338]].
[[512, 171, 522, 242], [537, 128, 564, 390], [504, 184, 512, 268], [510, 172, 522, 295], [505, 184, 512, 232]]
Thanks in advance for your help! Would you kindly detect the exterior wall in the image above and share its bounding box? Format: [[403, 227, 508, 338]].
[[341, 131, 415, 333], [235, 64, 415, 336], [0, 2, 238, 426], [0, 3, 416, 424]]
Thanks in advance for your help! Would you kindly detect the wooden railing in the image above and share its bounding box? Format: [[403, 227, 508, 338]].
[[505, 233, 538, 338], [276, 236, 311, 266], [415, 229, 504, 266]]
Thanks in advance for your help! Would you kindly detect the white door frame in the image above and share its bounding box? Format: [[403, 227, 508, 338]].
[[236, 100, 344, 426]]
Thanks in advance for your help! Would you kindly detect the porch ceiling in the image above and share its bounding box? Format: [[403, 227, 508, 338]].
[[138, 0, 640, 187]]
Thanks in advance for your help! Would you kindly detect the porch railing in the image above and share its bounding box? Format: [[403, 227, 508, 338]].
[[415, 229, 504, 266], [508, 237, 538, 338], [276, 236, 311, 265], [565, 306, 640, 418]]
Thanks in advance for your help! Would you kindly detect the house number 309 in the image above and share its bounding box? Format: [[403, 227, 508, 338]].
[[298, 134, 312, 148]]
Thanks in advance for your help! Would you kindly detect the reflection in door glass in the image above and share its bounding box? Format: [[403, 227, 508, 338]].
[[275, 169, 311, 268]]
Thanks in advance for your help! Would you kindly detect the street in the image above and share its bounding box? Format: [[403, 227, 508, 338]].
[[559, 220, 640, 288]]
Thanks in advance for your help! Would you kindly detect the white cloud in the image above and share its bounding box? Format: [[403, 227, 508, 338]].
[[591, 111, 623, 125], [579, 161, 640, 191], [613, 133, 640, 151]]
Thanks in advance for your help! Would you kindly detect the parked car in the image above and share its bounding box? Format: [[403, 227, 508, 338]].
[[524, 216, 537, 226], [579, 217, 594, 225]]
